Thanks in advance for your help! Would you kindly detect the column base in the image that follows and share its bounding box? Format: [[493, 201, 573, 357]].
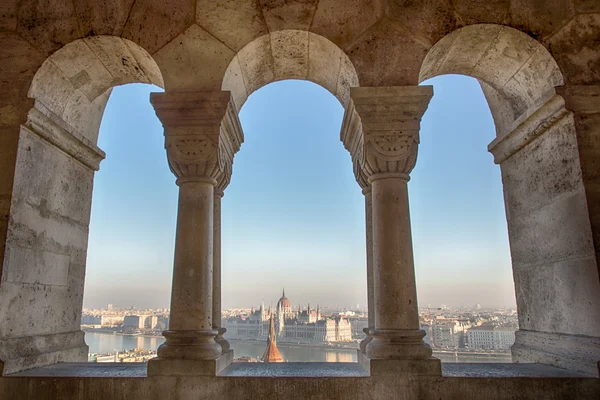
[[358, 352, 441, 376], [156, 330, 222, 360], [366, 329, 433, 359], [362, 329, 441, 375], [512, 330, 600, 377], [215, 327, 231, 354], [148, 350, 234, 377], [359, 328, 373, 354]]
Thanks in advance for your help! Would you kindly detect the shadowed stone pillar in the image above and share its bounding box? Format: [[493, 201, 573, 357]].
[[0, 105, 102, 375], [489, 91, 600, 376], [354, 167, 374, 354], [342, 86, 440, 375], [148, 91, 242, 376], [213, 185, 231, 355], [558, 85, 600, 279]]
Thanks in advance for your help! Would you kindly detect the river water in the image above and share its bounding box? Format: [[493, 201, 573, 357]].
[[84, 332, 511, 363], [85, 332, 357, 362]]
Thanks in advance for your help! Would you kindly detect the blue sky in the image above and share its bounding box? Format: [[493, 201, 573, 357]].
[[83, 76, 515, 310]]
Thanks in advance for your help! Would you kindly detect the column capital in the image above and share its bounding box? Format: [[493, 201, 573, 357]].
[[341, 86, 433, 183], [151, 91, 243, 186]]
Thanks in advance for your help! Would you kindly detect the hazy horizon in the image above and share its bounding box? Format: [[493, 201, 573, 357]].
[[83, 76, 516, 311]]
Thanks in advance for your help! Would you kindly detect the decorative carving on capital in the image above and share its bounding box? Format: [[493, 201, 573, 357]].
[[341, 86, 432, 182], [151, 91, 243, 185], [363, 131, 419, 177]]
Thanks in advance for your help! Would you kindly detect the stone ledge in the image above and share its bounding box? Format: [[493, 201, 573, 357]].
[[220, 362, 369, 377], [6, 362, 589, 379], [2, 364, 598, 400]]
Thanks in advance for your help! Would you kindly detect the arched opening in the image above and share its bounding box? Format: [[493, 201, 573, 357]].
[[419, 24, 600, 375], [217, 32, 364, 362], [414, 74, 515, 360], [81, 83, 176, 361], [419, 24, 563, 139], [220, 79, 364, 362], [0, 36, 164, 374]]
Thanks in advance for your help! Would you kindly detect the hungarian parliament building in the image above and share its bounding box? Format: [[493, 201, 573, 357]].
[[223, 290, 353, 343]]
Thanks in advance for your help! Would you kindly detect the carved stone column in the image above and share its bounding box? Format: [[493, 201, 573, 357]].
[[213, 183, 230, 355], [341, 86, 440, 375], [353, 166, 374, 355], [148, 91, 243, 376]]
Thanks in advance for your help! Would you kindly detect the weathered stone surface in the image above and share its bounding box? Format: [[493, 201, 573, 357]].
[[196, 0, 268, 52], [386, 0, 456, 45], [0, 126, 94, 373], [259, 0, 319, 32], [16, 0, 82, 55], [122, 0, 194, 54], [453, 0, 510, 26], [573, 0, 600, 13], [0, 0, 18, 32], [73, 0, 136, 37], [512, 331, 600, 377], [508, 0, 575, 40], [155, 24, 235, 90], [271, 29, 309, 80], [1, 367, 599, 399], [347, 18, 429, 86], [238, 33, 276, 96], [0, 33, 43, 113], [489, 94, 600, 375], [310, 0, 383, 49], [547, 14, 600, 85]]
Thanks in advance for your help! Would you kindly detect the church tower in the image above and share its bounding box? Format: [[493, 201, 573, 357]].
[[262, 314, 283, 363]]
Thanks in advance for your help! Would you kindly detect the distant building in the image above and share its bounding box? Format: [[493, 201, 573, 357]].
[[432, 321, 458, 348], [467, 326, 515, 350], [100, 315, 124, 327], [349, 317, 368, 338], [123, 315, 158, 330], [81, 314, 102, 325], [224, 290, 353, 343]]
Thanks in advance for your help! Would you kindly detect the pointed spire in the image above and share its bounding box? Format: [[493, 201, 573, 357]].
[[282, 287, 286, 298], [262, 314, 283, 362]]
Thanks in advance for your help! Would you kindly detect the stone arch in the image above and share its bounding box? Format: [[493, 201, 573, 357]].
[[419, 24, 600, 375], [419, 24, 564, 138], [0, 36, 164, 375], [222, 30, 359, 112], [28, 36, 164, 145]]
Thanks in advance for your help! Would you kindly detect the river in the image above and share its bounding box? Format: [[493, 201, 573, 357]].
[[84, 332, 511, 363], [85, 332, 357, 362]]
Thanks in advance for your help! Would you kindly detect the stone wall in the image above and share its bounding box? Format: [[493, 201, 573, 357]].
[[0, 374, 598, 400]]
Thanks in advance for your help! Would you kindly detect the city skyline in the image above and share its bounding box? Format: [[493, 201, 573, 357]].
[[83, 76, 516, 311]]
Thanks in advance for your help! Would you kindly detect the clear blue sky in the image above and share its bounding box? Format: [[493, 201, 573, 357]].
[[83, 76, 515, 310]]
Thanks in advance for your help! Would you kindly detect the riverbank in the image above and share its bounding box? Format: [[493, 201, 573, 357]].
[[83, 330, 511, 363]]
